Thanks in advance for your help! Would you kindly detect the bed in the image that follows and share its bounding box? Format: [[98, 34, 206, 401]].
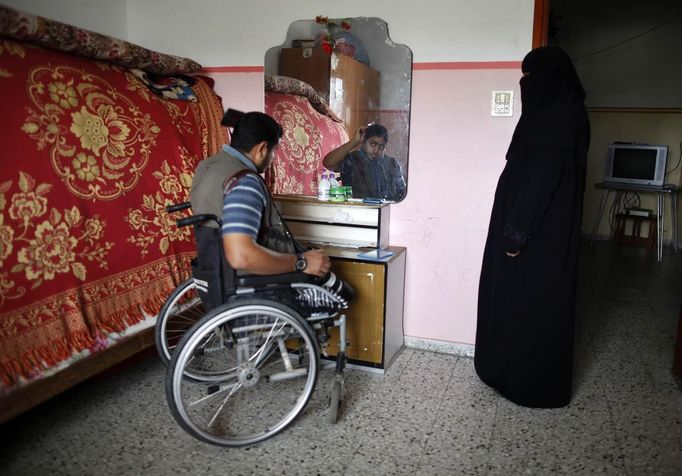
[[264, 74, 349, 196], [0, 6, 227, 421]]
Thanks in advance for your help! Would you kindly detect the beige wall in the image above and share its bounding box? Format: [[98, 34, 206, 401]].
[[552, 0, 682, 109], [582, 111, 682, 243]]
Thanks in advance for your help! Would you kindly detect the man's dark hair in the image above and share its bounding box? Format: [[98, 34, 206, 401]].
[[365, 123, 388, 142], [222, 109, 283, 153]]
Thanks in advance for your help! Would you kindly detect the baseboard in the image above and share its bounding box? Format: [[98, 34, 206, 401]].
[[404, 336, 475, 358]]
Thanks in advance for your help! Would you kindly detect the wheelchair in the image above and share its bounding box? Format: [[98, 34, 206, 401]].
[[161, 202, 351, 447]]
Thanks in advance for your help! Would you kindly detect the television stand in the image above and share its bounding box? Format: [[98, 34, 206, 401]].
[[589, 182, 679, 262]]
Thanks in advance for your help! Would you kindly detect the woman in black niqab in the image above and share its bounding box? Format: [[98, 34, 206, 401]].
[[474, 46, 590, 408]]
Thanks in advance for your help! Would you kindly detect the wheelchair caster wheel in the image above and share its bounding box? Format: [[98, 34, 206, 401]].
[[328, 373, 344, 424]]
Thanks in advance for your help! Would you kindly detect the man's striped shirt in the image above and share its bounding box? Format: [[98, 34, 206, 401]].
[[222, 173, 267, 239]]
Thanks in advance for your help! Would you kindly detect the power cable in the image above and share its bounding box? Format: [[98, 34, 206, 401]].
[[623, 191, 641, 210], [664, 140, 681, 176]]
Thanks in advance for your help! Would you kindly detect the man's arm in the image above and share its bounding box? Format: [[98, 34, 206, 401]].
[[322, 126, 364, 170], [222, 173, 330, 276], [223, 234, 330, 277]]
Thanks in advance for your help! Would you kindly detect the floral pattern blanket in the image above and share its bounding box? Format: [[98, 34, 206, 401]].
[[0, 37, 226, 391]]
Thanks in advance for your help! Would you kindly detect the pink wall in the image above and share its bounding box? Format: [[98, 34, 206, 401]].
[[392, 66, 521, 345], [204, 64, 523, 347], [202, 68, 265, 113]]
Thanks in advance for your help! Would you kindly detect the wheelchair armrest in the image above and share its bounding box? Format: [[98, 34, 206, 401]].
[[177, 214, 219, 228], [236, 272, 316, 288], [166, 201, 191, 213]]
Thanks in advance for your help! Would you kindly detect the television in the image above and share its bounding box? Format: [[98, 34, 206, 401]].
[[602, 143, 668, 188]]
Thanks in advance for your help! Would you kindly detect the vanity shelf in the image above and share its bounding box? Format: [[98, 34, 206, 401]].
[[274, 194, 390, 249]]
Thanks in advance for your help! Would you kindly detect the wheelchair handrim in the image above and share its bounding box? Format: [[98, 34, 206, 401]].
[[170, 304, 318, 447]]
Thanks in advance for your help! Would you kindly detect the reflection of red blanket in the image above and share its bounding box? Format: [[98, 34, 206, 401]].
[[0, 38, 226, 389], [264, 76, 348, 196]]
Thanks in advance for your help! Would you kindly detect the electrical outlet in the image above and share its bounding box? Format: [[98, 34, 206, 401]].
[[491, 90, 514, 116]]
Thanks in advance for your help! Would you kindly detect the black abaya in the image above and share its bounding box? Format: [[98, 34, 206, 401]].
[[474, 46, 590, 408]]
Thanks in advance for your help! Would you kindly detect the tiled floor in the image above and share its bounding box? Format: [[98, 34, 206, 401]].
[[2, 240, 681, 475]]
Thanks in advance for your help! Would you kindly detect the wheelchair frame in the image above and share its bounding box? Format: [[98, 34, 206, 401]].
[[158, 202, 350, 447]]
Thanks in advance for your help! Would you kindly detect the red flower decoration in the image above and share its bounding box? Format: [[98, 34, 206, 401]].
[[315, 15, 352, 55], [321, 42, 334, 54]]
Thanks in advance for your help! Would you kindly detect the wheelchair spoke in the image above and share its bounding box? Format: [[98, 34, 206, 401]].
[[185, 356, 239, 379], [187, 381, 240, 408], [250, 318, 288, 365], [207, 382, 243, 428], [155, 279, 205, 367]]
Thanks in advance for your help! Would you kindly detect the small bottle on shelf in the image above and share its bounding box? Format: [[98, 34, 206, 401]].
[[329, 172, 339, 188], [318, 171, 330, 200]]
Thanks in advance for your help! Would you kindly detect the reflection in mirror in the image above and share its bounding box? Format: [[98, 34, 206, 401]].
[[264, 17, 412, 202]]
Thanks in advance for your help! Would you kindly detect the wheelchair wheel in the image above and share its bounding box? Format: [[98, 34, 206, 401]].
[[166, 298, 320, 447], [155, 279, 204, 366]]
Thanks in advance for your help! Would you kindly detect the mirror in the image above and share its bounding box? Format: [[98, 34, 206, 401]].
[[264, 17, 412, 202]]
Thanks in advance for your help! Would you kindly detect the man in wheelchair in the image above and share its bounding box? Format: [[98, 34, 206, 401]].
[[165, 110, 354, 446], [189, 108, 353, 315]]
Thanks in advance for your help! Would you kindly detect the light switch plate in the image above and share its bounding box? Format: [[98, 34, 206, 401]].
[[491, 90, 514, 116]]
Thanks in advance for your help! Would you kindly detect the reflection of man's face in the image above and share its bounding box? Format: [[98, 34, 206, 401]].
[[362, 136, 387, 160]]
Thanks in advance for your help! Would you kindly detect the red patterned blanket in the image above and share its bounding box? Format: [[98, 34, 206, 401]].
[[0, 37, 226, 390]]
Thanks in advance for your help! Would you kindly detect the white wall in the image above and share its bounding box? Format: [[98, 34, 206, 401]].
[[2, 0, 128, 40], [125, 0, 533, 66]]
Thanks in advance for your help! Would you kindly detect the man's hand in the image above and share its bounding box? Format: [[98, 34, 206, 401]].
[[353, 126, 366, 145], [302, 249, 331, 277]]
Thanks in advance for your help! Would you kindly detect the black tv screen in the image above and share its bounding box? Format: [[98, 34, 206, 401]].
[[612, 148, 657, 180]]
